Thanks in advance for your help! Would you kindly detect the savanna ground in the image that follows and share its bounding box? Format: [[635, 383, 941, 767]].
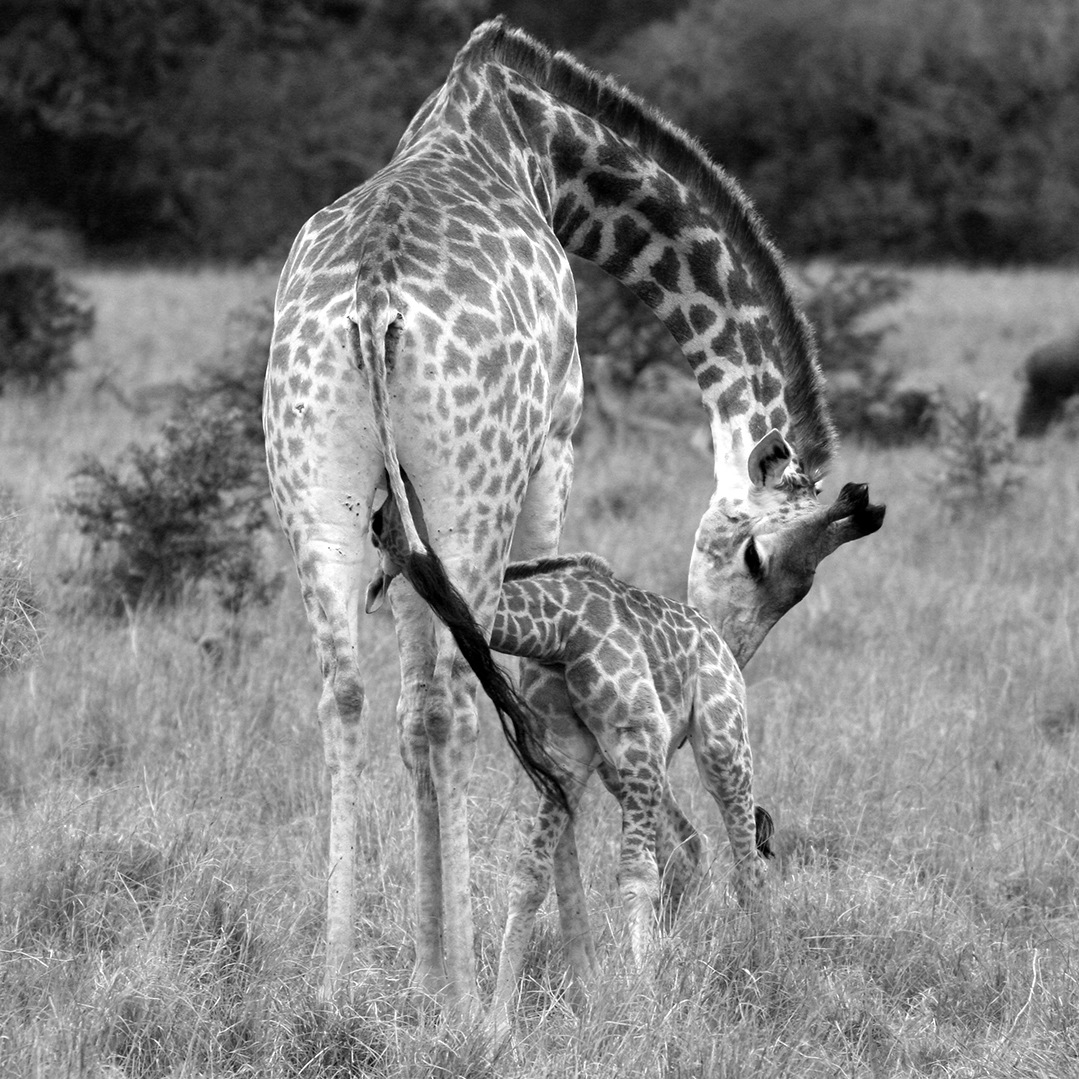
[[1, 265, 1078, 1077]]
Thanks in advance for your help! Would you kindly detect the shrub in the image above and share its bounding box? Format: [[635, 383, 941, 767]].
[[799, 265, 907, 379], [573, 260, 924, 444], [0, 263, 94, 394], [928, 393, 1025, 517], [192, 297, 274, 456], [0, 212, 83, 269], [62, 293, 280, 613], [63, 400, 279, 613], [0, 491, 42, 675], [799, 265, 938, 445], [798, 263, 940, 444]]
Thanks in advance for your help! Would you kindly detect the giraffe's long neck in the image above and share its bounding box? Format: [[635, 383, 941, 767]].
[[533, 113, 829, 494], [438, 21, 834, 493], [548, 135, 778, 486]]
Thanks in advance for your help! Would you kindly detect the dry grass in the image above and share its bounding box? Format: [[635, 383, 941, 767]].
[[1, 265, 1078, 1077], [0, 495, 41, 677]]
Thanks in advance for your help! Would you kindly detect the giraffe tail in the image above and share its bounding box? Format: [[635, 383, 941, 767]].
[[349, 297, 569, 815]]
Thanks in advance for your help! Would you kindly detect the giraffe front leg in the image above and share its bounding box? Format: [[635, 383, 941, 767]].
[[489, 792, 571, 1039], [528, 667, 598, 1002], [491, 673, 596, 1038], [695, 743, 774, 969], [551, 821, 597, 990], [490, 776, 593, 1037], [689, 666, 770, 919]]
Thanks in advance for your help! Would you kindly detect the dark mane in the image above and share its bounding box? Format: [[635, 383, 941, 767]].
[[504, 552, 614, 583], [456, 18, 835, 478]]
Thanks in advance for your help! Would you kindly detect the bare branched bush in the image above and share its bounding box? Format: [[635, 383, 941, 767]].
[[928, 393, 1025, 517], [0, 491, 41, 674], [0, 263, 94, 394]]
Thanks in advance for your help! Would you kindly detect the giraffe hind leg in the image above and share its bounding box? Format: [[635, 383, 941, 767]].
[[598, 762, 696, 932], [654, 776, 704, 929], [389, 577, 486, 1012], [614, 764, 664, 970], [300, 567, 372, 1001], [387, 578, 448, 1002], [490, 674, 597, 1037]]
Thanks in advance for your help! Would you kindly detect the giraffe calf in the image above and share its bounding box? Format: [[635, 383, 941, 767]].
[[366, 498, 773, 1021]]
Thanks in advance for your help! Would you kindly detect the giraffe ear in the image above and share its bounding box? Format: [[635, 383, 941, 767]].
[[747, 429, 794, 489], [365, 571, 389, 614]]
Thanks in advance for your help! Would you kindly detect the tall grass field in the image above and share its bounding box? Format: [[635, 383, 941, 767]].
[[2, 265, 1078, 1077]]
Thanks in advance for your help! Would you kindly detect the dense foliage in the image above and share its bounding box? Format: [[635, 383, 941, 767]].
[[609, 0, 1079, 261], [63, 399, 278, 612], [0, 263, 94, 393], [1, 0, 1076, 261], [0, 0, 675, 259]]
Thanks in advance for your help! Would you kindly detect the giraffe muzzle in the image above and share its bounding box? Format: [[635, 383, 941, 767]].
[[829, 482, 886, 537], [812, 482, 885, 561]]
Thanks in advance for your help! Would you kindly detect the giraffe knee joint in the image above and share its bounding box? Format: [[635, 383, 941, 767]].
[[333, 667, 366, 724]]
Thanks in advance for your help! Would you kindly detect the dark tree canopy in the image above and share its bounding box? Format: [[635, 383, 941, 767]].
[[2, 0, 1076, 261]]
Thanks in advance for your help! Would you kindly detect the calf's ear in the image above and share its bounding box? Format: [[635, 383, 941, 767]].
[[365, 571, 389, 614]]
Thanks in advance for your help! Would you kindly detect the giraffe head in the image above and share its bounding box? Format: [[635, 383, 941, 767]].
[[690, 429, 884, 667]]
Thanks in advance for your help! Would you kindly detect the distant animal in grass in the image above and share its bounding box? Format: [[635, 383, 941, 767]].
[[1016, 329, 1079, 437]]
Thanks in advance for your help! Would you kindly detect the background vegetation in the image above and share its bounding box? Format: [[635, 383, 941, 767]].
[[2, 1, 1078, 1074], [2, 0, 1078, 262], [1, 265, 1078, 1075]]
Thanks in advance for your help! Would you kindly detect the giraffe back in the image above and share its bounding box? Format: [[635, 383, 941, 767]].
[[492, 553, 742, 736]]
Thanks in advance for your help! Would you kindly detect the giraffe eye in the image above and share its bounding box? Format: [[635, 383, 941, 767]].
[[744, 537, 763, 580]]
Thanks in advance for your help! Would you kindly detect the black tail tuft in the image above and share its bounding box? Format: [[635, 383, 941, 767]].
[[402, 547, 569, 814], [754, 805, 775, 860]]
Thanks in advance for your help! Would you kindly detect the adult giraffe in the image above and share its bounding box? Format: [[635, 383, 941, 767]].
[[263, 17, 884, 1010]]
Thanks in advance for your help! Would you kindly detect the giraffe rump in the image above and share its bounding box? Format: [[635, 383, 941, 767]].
[[354, 303, 569, 815], [460, 17, 835, 479]]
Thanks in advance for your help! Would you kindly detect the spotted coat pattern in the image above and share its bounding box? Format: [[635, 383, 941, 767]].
[[369, 495, 769, 1024], [485, 553, 769, 1026], [262, 17, 873, 1010]]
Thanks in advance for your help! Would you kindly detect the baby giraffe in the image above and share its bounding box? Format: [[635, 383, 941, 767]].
[[367, 493, 773, 1025]]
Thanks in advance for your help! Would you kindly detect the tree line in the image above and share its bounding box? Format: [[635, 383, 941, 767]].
[[2, 0, 1076, 262]]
